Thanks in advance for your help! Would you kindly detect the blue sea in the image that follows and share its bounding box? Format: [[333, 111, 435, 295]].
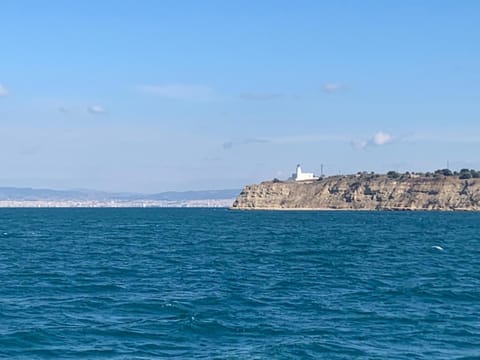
[[1, 209, 479, 359]]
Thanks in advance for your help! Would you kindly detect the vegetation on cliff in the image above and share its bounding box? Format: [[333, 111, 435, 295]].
[[386, 169, 480, 179]]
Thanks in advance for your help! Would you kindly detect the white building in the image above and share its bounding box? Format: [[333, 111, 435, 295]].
[[290, 164, 319, 181]]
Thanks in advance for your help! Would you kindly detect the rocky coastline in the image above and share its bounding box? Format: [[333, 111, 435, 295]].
[[232, 172, 480, 211]]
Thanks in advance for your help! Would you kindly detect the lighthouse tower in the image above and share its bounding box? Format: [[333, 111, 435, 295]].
[[296, 164, 302, 178], [290, 164, 319, 181]]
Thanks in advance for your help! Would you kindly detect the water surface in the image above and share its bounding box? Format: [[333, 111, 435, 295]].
[[0, 209, 479, 359]]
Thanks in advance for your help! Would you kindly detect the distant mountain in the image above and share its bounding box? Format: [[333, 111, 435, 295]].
[[0, 187, 241, 201], [144, 189, 241, 201]]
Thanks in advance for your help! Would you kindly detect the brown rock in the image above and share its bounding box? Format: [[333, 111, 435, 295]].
[[231, 175, 480, 211]]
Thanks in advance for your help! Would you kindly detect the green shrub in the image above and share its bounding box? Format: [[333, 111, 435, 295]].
[[387, 171, 400, 179], [460, 173, 472, 179], [434, 169, 453, 176]]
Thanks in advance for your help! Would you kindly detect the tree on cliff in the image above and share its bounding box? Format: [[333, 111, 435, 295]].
[[459, 169, 480, 179], [387, 171, 400, 179], [435, 169, 453, 176]]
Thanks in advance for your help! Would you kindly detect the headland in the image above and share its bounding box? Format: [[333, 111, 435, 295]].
[[232, 169, 480, 211]]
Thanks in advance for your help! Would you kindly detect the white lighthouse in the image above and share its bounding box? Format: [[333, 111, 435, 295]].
[[290, 164, 319, 181]]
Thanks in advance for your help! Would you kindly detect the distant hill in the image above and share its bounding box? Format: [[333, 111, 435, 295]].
[[0, 187, 241, 202], [145, 189, 241, 201]]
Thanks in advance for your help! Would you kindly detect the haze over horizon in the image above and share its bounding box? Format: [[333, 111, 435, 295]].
[[1, 1, 479, 192]]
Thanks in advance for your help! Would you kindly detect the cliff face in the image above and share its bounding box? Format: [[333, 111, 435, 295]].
[[232, 175, 480, 211]]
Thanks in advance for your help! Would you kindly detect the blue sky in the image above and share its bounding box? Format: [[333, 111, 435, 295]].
[[1, 0, 479, 192]]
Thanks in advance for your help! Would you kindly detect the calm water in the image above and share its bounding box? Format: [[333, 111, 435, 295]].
[[0, 209, 479, 359]]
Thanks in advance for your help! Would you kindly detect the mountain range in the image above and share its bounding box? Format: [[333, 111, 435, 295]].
[[0, 187, 241, 202]]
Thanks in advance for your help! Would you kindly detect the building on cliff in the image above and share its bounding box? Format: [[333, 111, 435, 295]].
[[290, 164, 319, 182]]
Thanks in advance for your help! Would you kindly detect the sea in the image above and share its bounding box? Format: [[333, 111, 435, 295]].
[[0, 208, 479, 359]]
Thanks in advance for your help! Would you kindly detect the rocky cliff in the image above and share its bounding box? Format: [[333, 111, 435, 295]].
[[232, 174, 480, 211]]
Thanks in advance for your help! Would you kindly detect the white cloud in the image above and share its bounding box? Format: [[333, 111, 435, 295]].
[[222, 134, 351, 150], [239, 92, 283, 101], [137, 84, 214, 100], [88, 105, 106, 114], [372, 131, 393, 145], [322, 83, 349, 93], [0, 84, 8, 96], [351, 139, 368, 149], [223, 138, 269, 150], [269, 134, 349, 144], [352, 131, 395, 149], [409, 133, 480, 142]]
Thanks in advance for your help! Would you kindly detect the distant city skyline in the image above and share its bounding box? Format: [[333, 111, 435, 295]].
[[1, 1, 479, 192]]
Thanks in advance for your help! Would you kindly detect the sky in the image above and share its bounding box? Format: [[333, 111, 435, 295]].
[[1, 0, 479, 192]]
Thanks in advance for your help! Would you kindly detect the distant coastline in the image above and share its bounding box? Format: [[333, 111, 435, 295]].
[[232, 169, 480, 211], [0, 187, 239, 208]]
